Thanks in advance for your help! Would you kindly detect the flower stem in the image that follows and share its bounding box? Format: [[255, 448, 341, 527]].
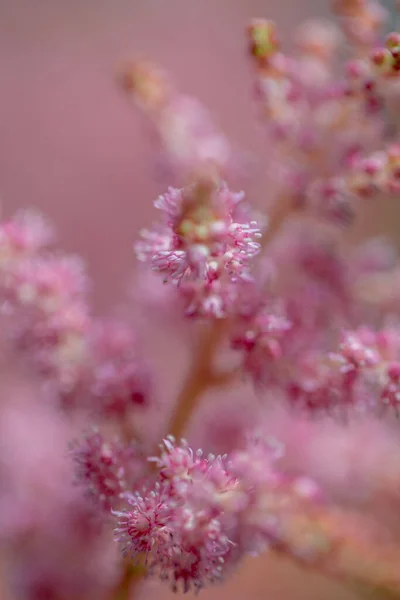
[[112, 561, 145, 600], [167, 192, 295, 440], [261, 194, 294, 250], [168, 318, 227, 439], [358, 588, 400, 600], [111, 321, 229, 600]]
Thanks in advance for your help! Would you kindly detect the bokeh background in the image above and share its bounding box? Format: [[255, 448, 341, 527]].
[[0, 1, 398, 598]]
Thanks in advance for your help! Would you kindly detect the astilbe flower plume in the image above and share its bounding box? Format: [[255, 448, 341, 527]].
[[136, 182, 262, 318], [0, 210, 152, 418], [111, 3, 400, 595], [2, 2, 400, 600], [87, 320, 152, 420], [114, 439, 235, 593], [71, 430, 146, 513]]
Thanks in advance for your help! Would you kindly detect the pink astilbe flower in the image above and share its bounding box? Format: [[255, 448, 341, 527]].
[[2, 254, 91, 402], [115, 439, 239, 592], [346, 144, 400, 198], [232, 309, 292, 386], [120, 61, 233, 181], [115, 469, 234, 596], [136, 182, 261, 318], [0, 389, 119, 600], [280, 326, 400, 416], [0, 211, 153, 421], [12, 300, 90, 400], [114, 484, 233, 594], [0, 210, 53, 266], [114, 437, 337, 592], [117, 435, 400, 595], [228, 436, 325, 559], [229, 219, 400, 410], [333, 0, 388, 49], [113, 484, 171, 558], [5, 255, 88, 311], [150, 437, 240, 509], [331, 327, 400, 414], [246, 18, 400, 224], [88, 320, 152, 420], [71, 430, 146, 513], [0, 215, 92, 403]]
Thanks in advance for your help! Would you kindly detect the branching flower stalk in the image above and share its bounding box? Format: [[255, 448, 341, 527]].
[[1, 2, 400, 600], [116, 183, 293, 597], [168, 190, 294, 440]]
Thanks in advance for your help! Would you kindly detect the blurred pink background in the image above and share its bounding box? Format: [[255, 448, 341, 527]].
[[0, 0, 397, 598]]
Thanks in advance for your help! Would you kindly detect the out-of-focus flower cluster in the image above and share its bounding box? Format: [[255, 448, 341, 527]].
[[0, 212, 152, 599], [1, 1, 400, 600], [0, 210, 151, 419]]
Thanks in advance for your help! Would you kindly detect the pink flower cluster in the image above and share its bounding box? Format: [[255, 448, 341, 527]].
[[71, 430, 146, 512], [2, 2, 400, 600], [0, 211, 151, 419], [136, 183, 261, 317], [114, 437, 323, 593]]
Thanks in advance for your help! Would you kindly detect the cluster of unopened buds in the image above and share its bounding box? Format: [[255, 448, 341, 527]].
[[2, 1, 400, 599]]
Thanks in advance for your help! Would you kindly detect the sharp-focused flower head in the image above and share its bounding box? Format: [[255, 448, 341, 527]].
[[136, 182, 261, 318]]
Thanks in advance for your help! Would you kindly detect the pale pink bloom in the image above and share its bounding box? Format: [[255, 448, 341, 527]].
[[71, 430, 145, 512], [0, 211, 53, 266], [88, 320, 152, 419], [115, 439, 237, 592], [136, 183, 261, 317]]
